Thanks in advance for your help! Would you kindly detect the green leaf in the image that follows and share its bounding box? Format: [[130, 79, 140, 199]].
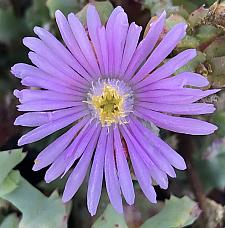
[[212, 111, 225, 137], [196, 25, 221, 47], [0, 8, 28, 44], [25, 0, 50, 29], [92, 204, 128, 228], [77, 1, 113, 25], [0, 171, 20, 197], [165, 14, 187, 30], [175, 51, 206, 74], [141, 196, 201, 228], [144, 0, 179, 16], [188, 6, 208, 26], [46, 0, 81, 18], [2, 177, 68, 228], [205, 35, 225, 59], [176, 35, 200, 49], [208, 56, 225, 76], [0, 214, 19, 228], [0, 149, 26, 184], [195, 136, 225, 192]]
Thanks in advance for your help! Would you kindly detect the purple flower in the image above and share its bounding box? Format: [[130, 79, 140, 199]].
[[12, 5, 219, 215]]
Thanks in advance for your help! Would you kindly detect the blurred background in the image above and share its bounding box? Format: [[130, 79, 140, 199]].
[[0, 0, 224, 227]]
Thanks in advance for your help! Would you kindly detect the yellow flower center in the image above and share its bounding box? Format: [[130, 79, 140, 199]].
[[90, 84, 126, 126]]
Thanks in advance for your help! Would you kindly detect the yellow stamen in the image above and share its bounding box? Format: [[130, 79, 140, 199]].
[[90, 84, 126, 126]]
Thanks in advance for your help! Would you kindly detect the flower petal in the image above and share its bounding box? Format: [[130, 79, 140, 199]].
[[131, 23, 187, 84], [32, 117, 89, 171], [87, 127, 107, 216], [114, 126, 135, 205], [131, 116, 186, 170], [104, 127, 123, 213], [120, 125, 157, 203], [18, 111, 88, 146], [135, 109, 217, 135], [124, 11, 166, 80], [62, 126, 101, 202]]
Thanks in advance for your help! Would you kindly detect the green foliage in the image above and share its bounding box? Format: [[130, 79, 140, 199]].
[[0, 171, 20, 197], [0, 149, 26, 184], [46, 0, 81, 18], [195, 137, 225, 192], [0, 149, 69, 228], [176, 51, 206, 73], [141, 196, 201, 228], [77, 1, 113, 25], [0, 8, 28, 45], [0, 214, 19, 228], [25, 0, 50, 29], [2, 178, 67, 228], [92, 204, 128, 228]]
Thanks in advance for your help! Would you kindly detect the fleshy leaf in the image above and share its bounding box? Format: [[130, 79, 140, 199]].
[[205, 35, 225, 59], [0, 214, 19, 228], [0, 8, 28, 44], [0, 149, 26, 184], [25, 0, 50, 29], [76, 1, 113, 25], [46, 0, 81, 18], [141, 196, 201, 228], [195, 136, 225, 192], [2, 177, 68, 228], [175, 51, 206, 74], [92, 204, 128, 228], [0, 170, 20, 197]]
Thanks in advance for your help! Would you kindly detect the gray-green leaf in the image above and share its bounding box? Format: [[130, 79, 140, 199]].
[[0, 149, 26, 184], [92, 204, 128, 228], [2, 177, 68, 228], [141, 196, 201, 228]]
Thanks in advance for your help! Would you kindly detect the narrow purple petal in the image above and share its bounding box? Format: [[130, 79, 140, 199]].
[[33, 26, 92, 82], [124, 11, 166, 81], [17, 100, 83, 112], [87, 127, 107, 216], [119, 22, 142, 77], [23, 37, 88, 86], [106, 6, 124, 76], [32, 117, 89, 171], [68, 13, 101, 77], [87, 5, 105, 75], [136, 102, 215, 115], [11, 64, 82, 94], [131, 23, 187, 84], [126, 123, 176, 178], [135, 109, 218, 135], [21, 76, 82, 95], [11, 63, 35, 79], [62, 126, 101, 202], [113, 11, 128, 76], [114, 126, 135, 205], [28, 52, 86, 91], [18, 111, 88, 146], [98, 26, 109, 76], [138, 72, 209, 92], [136, 88, 204, 99], [104, 127, 123, 214], [62, 122, 100, 175], [134, 49, 196, 89], [15, 106, 86, 127], [131, 116, 186, 170], [120, 125, 157, 203], [55, 10, 94, 79], [14, 89, 84, 103], [44, 153, 68, 183], [137, 89, 220, 104]]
